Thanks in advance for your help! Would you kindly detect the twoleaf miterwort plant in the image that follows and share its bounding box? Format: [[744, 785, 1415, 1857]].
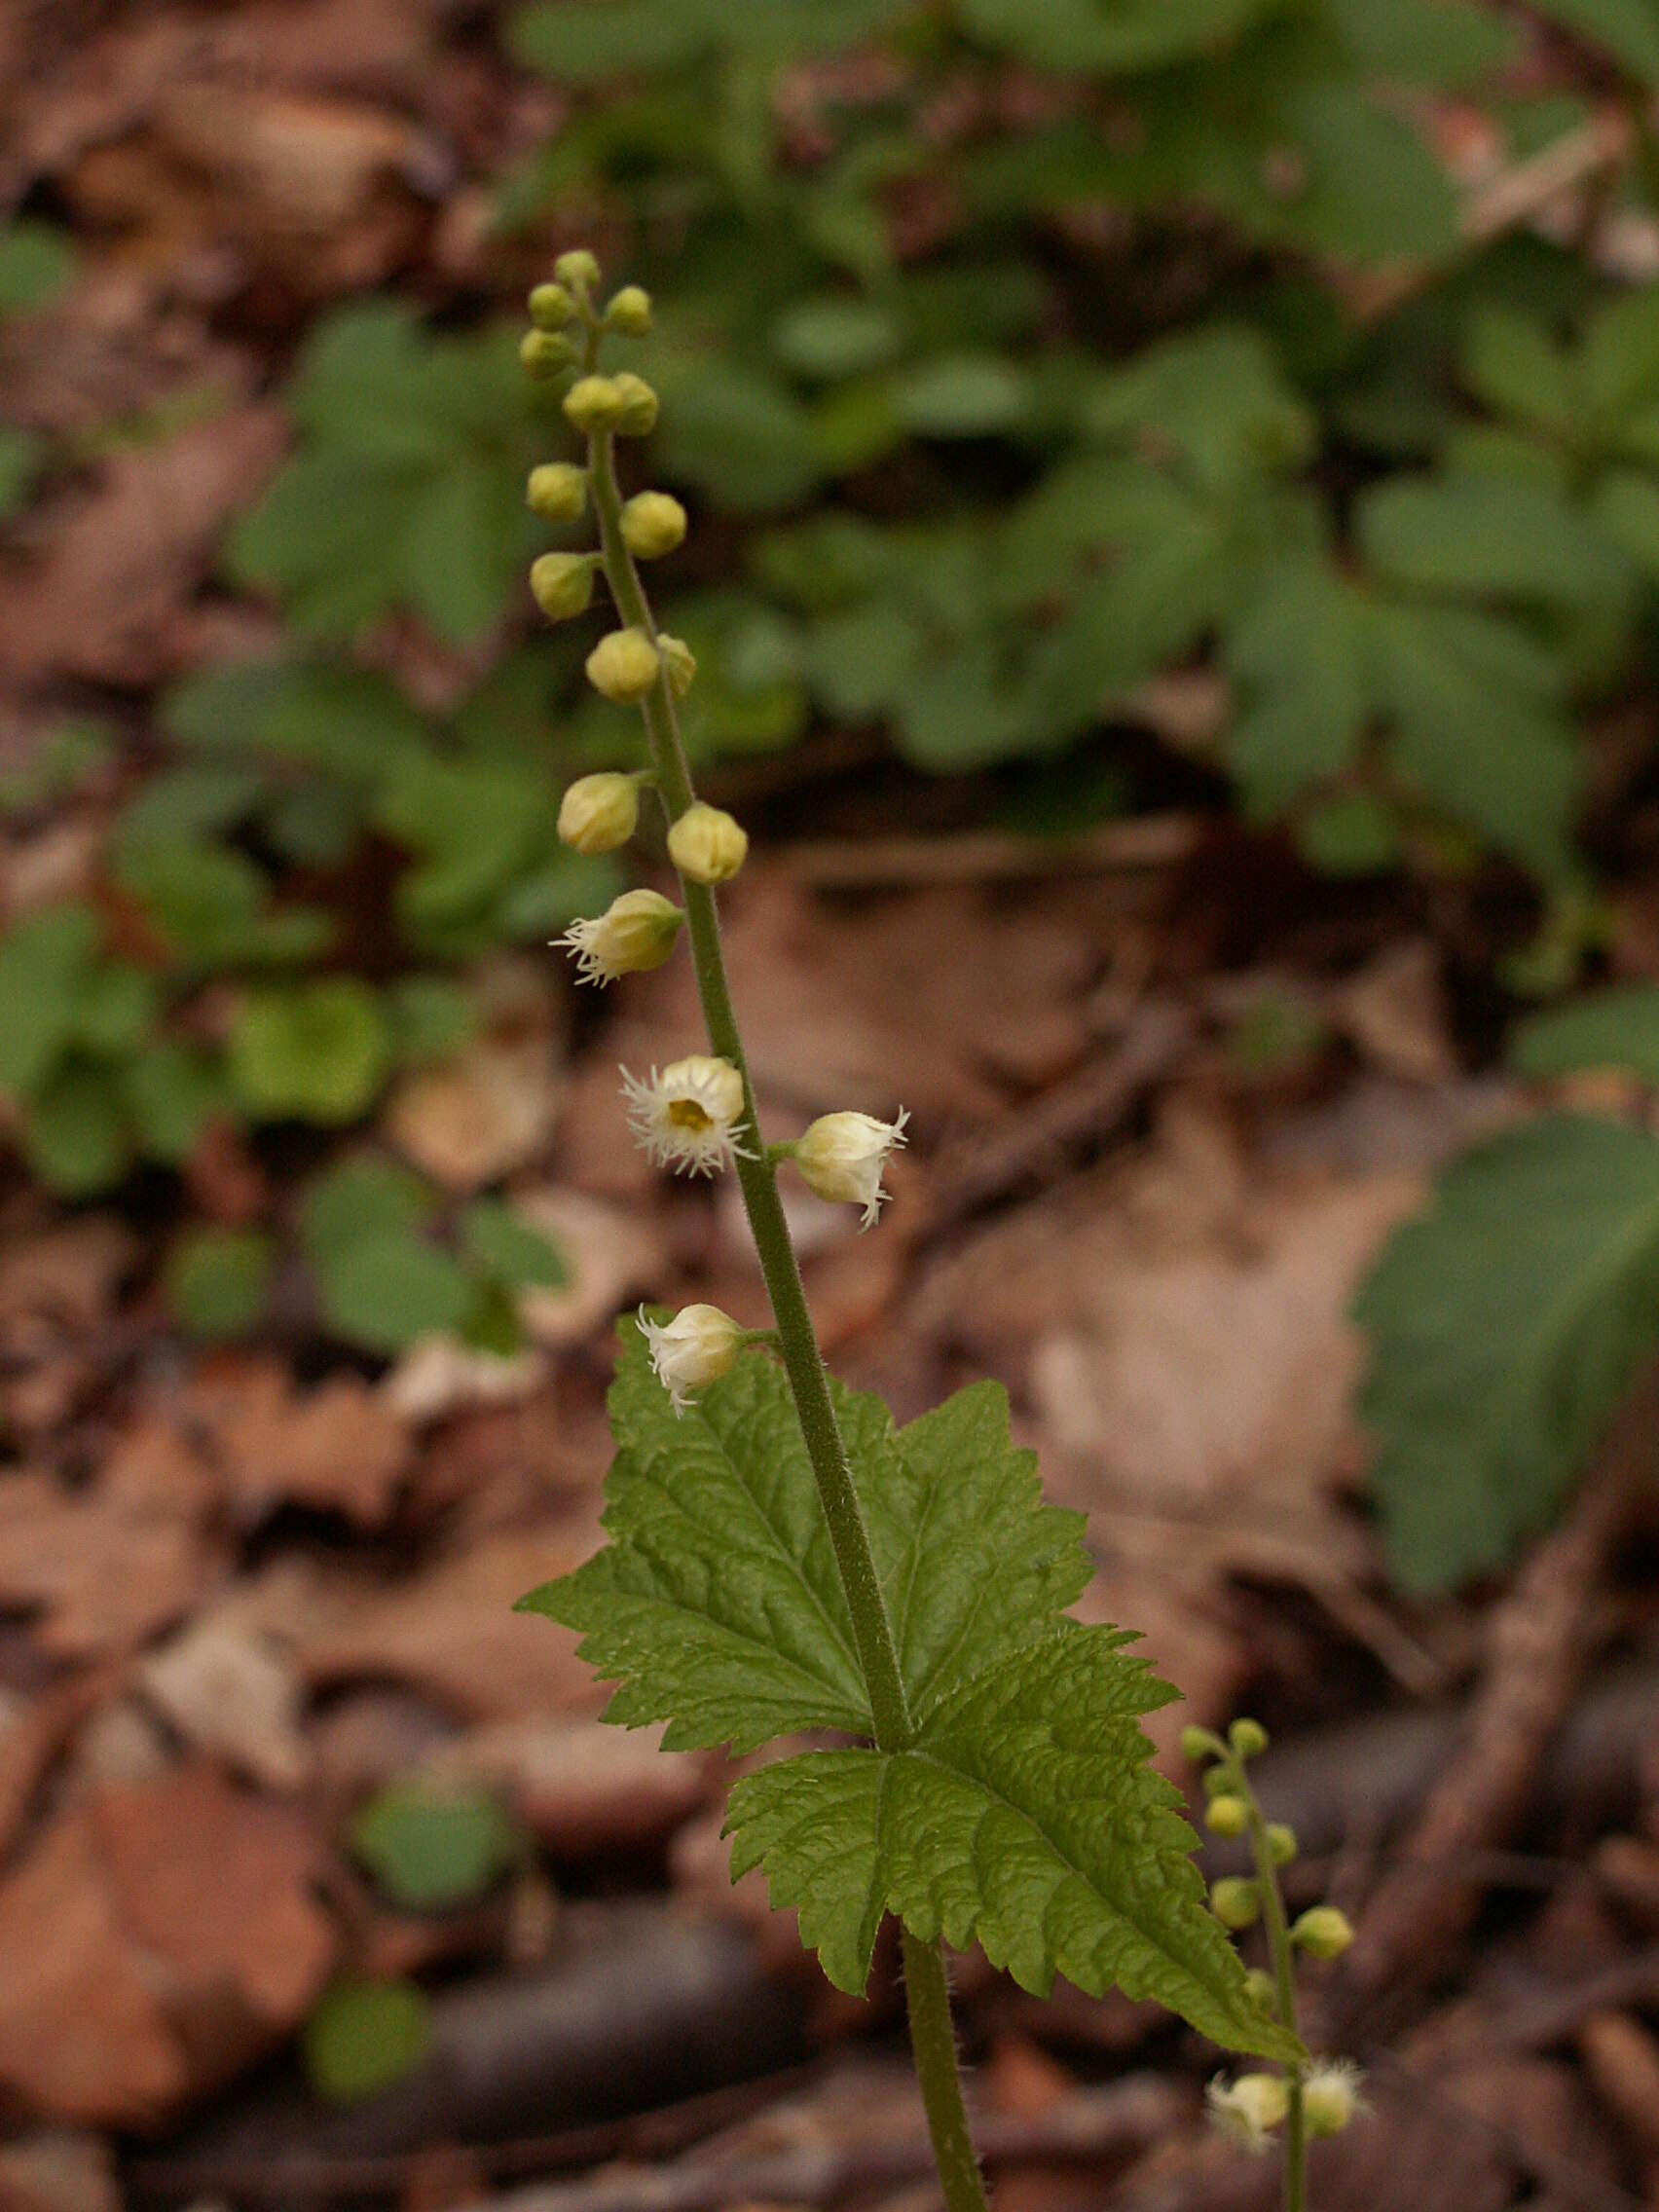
[[511, 251, 1303, 2212]]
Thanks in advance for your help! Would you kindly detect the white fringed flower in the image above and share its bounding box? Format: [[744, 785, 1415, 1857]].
[[1302, 2060, 1366, 2139], [639, 1303, 744, 1412], [793, 1108, 908, 1228], [1206, 2073, 1289, 2154], [557, 889, 682, 986], [620, 1053, 751, 1175]]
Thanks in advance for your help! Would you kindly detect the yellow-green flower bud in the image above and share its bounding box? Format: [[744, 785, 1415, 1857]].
[[527, 462, 588, 523], [555, 248, 601, 292], [1302, 2062, 1364, 2138], [656, 634, 696, 699], [667, 801, 747, 886], [1242, 1968, 1277, 2012], [1206, 2072, 1289, 2151], [1205, 1794, 1248, 1839], [558, 888, 682, 985], [558, 772, 640, 854], [1210, 1877, 1261, 1930], [620, 491, 687, 560], [520, 329, 575, 380], [1229, 1717, 1270, 1759], [640, 1303, 743, 1412], [1291, 1906, 1354, 1960], [586, 626, 661, 703], [1266, 1823, 1298, 1866], [529, 280, 575, 329], [1202, 1765, 1236, 1799], [564, 375, 627, 433], [611, 371, 659, 436], [606, 284, 653, 336], [1180, 1725, 1214, 1765], [530, 552, 597, 622]]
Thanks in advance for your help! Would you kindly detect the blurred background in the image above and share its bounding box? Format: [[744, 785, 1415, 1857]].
[[4, 0, 1659, 2205]]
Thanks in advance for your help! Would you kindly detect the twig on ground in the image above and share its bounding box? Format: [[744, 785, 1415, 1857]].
[[782, 816, 1201, 893], [1318, 1365, 1659, 2040]]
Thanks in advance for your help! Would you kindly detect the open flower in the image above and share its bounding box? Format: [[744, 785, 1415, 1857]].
[[1302, 2060, 1366, 2139], [639, 1303, 744, 1412], [557, 889, 682, 985], [792, 1109, 908, 1228], [620, 1054, 751, 1175], [1206, 2073, 1289, 2153]]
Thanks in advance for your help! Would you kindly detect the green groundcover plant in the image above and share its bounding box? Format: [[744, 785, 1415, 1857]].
[[511, 251, 1363, 2212]]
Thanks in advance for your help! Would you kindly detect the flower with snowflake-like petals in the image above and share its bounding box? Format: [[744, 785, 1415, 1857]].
[[620, 1053, 751, 1175], [557, 889, 682, 986], [1205, 2074, 1289, 2154]]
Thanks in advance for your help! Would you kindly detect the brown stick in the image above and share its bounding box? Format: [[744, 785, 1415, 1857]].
[[1322, 1364, 1659, 2035], [783, 816, 1201, 893]]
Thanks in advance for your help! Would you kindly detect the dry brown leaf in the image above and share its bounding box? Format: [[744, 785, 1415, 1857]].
[[0, 1810, 189, 2126], [386, 1040, 560, 1192], [0, 2131, 121, 2212], [137, 1614, 311, 1791], [383, 1338, 547, 1425], [0, 1217, 134, 1333], [0, 1470, 214, 1661], [90, 1763, 335, 2034], [187, 1357, 411, 1529], [301, 1523, 601, 1722], [0, 1672, 112, 1862], [0, 409, 285, 686], [1332, 939, 1456, 1085]]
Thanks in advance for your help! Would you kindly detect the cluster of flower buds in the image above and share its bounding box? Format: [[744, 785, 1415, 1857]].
[[1181, 1716, 1364, 2155], [1207, 2061, 1364, 2153], [521, 252, 910, 1414]]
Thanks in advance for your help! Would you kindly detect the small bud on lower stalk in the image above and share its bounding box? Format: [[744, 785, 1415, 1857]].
[[586, 627, 661, 703], [1210, 1877, 1261, 1930], [558, 773, 640, 855], [557, 889, 683, 986], [530, 552, 597, 622], [554, 247, 601, 292], [606, 284, 653, 335], [564, 375, 628, 433], [1266, 1822, 1298, 1866], [528, 281, 575, 329], [1290, 1905, 1353, 1960], [639, 1302, 744, 1413], [1204, 1794, 1248, 1838], [527, 462, 588, 523], [611, 371, 659, 435], [621, 491, 687, 559], [1229, 1717, 1270, 1759], [520, 329, 575, 380], [1180, 1725, 1215, 1764], [668, 801, 747, 885]]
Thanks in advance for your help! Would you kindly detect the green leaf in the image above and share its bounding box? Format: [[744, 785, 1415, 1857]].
[[23, 1062, 133, 1196], [1225, 562, 1369, 814], [124, 1042, 227, 1164], [1355, 1116, 1659, 1591], [349, 1786, 523, 1909], [1510, 985, 1659, 1086], [459, 1198, 568, 1290], [0, 221, 74, 317], [1357, 474, 1632, 612], [301, 1157, 436, 1264], [507, 0, 708, 82], [524, 1330, 1287, 2058], [956, 0, 1277, 72], [1460, 306, 1573, 433], [166, 1227, 276, 1341], [387, 977, 477, 1066], [229, 980, 389, 1125], [0, 906, 99, 1093], [725, 1627, 1294, 2059], [893, 354, 1031, 438], [314, 1234, 476, 1356], [0, 426, 46, 517], [303, 1980, 431, 2106], [68, 965, 162, 1058]]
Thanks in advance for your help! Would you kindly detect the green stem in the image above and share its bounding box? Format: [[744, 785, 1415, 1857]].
[[1231, 1769, 1306, 2212], [584, 413, 989, 2212]]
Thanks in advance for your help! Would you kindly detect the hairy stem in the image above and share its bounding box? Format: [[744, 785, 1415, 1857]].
[[584, 408, 989, 2212]]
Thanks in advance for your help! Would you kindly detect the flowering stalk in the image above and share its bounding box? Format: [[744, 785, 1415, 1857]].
[[535, 255, 988, 2212], [1185, 1720, 1361, 2212]]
